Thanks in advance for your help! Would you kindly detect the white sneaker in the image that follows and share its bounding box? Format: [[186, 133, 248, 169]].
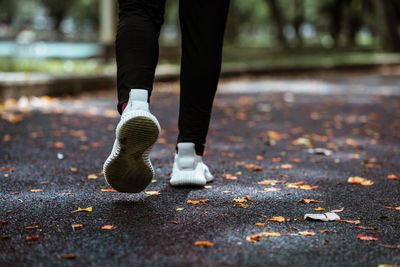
[[170, 142, 214, 186], [103, 89, 160, 193]]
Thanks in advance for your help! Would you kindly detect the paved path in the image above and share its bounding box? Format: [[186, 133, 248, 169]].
[[1, 74, 399, 266]]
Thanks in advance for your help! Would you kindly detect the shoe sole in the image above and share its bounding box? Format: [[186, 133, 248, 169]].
[[104, 113, 159, 193]]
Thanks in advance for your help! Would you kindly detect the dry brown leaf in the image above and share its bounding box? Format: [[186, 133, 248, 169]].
[[269, 216, 286, 222], [100, 225, 116, 230], [246, 232, 281, 243], [299, 199, 323, 204], [244, 164, 263, 171], [233, 195, 250, 203], [257, 179, 280, 186], [298, 231, 316, 236], [54, 142, 65, 149], [187, 199, 209, 205], [264, 187, 280, 192], [338, 219, 360, 225], [235, 203, 250, 209], [357, 233, 379, 241], [30, 189, 44, 193], [387, 174, 398, 180], [26, 235, 42, 241], [72, 207, 93, 213], [61, 253, 77, 260], [347, 176, 374, 186], [223, 173, 238, 180], [286, 181, 318, 190], [72, 224, 83, 230], [25, 225, 41, 230], [145, 191, 160, 196], [194, 240, 215, 247]]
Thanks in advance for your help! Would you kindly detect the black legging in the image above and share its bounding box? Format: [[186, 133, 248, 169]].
[[116, 0, 230, 155]]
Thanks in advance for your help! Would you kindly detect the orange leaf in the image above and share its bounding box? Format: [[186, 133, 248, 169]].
[[26, 235, 42, 241], [25, 225, 41, 230], [30, 189, 44, 193], [298, 231, 316, 236], [244, 164, 263, 171], [338, 219, 360, 225], [347, 176, 374, 186], [246, 232, 281, 243], [72, 224, 83, 230], [387, 174, 398, 180], [101, 188, 117, 193], [100, 225, 116, 230], [299, 199, 323, 204], [255, 222, 266, 227], [187, 199, 209, 205], [280, 164, 293, 169], [257, 179, 280, 186], [223, 173, 237, 180], [194, 240, 215, 247], [54, 142, 65, 149], [357, 234, 379, 241]]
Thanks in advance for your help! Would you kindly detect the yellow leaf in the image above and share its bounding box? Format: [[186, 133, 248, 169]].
[[187, 199, 209, 205], [176, 208, 184, 211], [348, 176, 374, 186], [269, 216, 285, 222], [72, 207, 93, 213], [314, 207, 325, 211], [235, 203, 250, 209], [87, 174, 98, 180], [194, 240, 215, 247], [255, 222, 266, 227]]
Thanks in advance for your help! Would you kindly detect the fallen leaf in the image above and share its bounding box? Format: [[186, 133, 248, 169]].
[[26, 235, 42, 241], [233, 195, 250, 203], [25, 225, 41, 230], [347, 176, 374, 186], [314, 207, 325, 211], [280, 164, 293, 169], [256, 155, 264, 161], [286, 181, 318, 190], [30, 189, 44, 193], [72, 224, 83, 230], [269, 216, 285, 222], [70, 167, 78, 173], [298, 231, 316, 236], [307, 148, 332, 156], [387, 174, 398, 180], [299, 199, 323, 204], [61, 253, 77, 260], [338, 219, 360, 225], [101, 188, 117, 193], [246, 232, 281, 243], [223, 173, 237, 180], [330, 207, 345, 213], [244, 164, 263, 171], [176, 208, 184, 211], [194, 240, 215, 247], [264, 187, 280, 192], [2, 134, 12, 142], [3, 113, 24, 124], [100, 225, 116, 230], [72, 207, 93, 213], [187, 199, 209, 205], [145, 191, 160, 196], [377, 264, 398, 267], [235, 203, 250, 209], [255, 222, 266, 227], [257, 179, 280, 186], [357, 233, 379, 241], [87, 174, 98, 180], [54, 142, 65, 149]]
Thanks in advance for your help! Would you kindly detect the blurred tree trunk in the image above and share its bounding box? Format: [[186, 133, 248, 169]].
[[265, 0, 288, 49], [329, 0, 345, 48], [293, 0, 304, 47], [373, 0, 400, 51], [225, 2, 241, 45]]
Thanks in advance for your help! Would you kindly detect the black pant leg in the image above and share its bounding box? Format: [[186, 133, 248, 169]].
[[116, 0, 166, 114], [177, 0, 230, 155]]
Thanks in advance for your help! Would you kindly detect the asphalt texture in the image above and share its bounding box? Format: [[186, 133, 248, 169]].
[[1, 74, 399, 267]]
